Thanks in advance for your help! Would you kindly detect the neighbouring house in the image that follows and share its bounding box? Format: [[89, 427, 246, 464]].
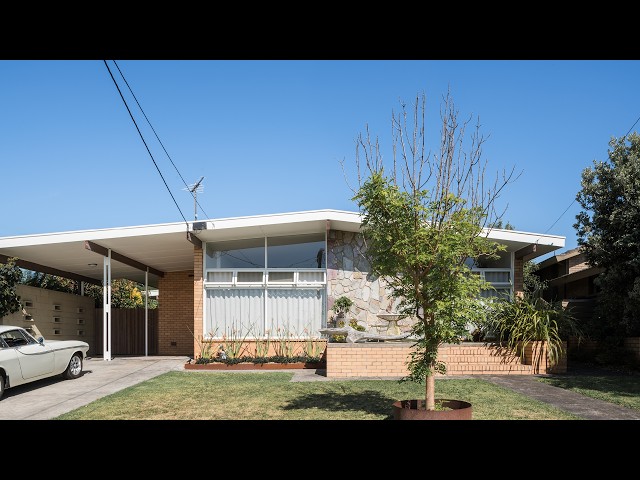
[[0, 209, 565, 372], [531, 247, 640, 363], [534, 247, 604, 324]]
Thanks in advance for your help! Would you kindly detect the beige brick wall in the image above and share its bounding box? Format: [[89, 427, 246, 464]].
[[326, 341, 566, 377], [158, 270, 195, 356], [2, 285, 96, 354], [193, 246, 203, 358]]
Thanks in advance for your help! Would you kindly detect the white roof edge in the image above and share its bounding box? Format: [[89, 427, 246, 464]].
[[0, 210, 363, 248], [483, 227, 565, 247], [207, 209, 362, 230], [0, 209, 563, 249]]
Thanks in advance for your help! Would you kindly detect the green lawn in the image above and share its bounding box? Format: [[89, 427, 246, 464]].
[[537, 373, 640, 411], [56, 371, 579, 420]]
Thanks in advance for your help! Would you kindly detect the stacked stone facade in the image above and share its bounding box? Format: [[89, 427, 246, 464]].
[[326, 230, 406, 332]]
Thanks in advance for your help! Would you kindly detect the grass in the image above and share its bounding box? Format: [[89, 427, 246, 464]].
[[55, 371, 579, 420], [537, 372, 640, 412]]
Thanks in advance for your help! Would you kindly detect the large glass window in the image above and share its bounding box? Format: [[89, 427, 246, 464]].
[[206, 237, 265, 269], [204, 233, 327, 338], [267, 234, 325, 268]]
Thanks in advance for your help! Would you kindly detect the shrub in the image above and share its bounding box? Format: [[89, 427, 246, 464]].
[[486, 295, 583, 364]]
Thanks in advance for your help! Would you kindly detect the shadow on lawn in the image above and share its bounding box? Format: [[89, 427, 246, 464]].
[[281, 389, 396, 419]]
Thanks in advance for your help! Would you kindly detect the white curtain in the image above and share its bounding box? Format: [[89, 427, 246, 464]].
[[267, 288, 325, 337], [206, 288, 264, 338]]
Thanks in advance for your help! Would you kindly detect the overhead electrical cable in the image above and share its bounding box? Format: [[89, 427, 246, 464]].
[[111, 60, 211, 220], [542, 114, 640, 236], [625, 115, 640, 137], [103, 60, 189, 227]]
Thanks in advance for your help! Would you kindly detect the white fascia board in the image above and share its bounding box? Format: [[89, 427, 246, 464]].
[[483, 228, 565, 248], [205, 209, 362, 231], [0, 222, 189, 248]]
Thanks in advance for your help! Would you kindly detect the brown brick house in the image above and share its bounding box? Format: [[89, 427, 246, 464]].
[[534, 247, 604, 324]]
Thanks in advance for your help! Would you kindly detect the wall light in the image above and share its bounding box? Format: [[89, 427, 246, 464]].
[[88, 263, 98, 267]]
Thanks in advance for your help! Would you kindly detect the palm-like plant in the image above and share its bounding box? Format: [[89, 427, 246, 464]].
[[486, 293, 582, 366]]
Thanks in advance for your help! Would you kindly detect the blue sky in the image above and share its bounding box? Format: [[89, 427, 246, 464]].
[[1, 60, 639, 262]]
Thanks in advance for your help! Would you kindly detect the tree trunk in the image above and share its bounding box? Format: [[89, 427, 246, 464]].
[[426, 372, 435, 410]]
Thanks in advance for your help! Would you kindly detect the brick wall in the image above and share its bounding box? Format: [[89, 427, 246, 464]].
[[193, 246, 203, 358], [568, 253, 590, 274], [325, 341, 567, 377], [158, 270, 195, 356], [514, 257, 524, 297]]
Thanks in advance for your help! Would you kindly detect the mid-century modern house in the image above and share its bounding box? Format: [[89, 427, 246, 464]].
[[0, 210, 565, 367]]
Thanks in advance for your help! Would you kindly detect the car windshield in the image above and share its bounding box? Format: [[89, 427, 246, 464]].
[[0, 329, 37, 347]]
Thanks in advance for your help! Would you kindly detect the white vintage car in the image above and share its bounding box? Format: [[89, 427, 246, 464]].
[[0, 325, 90, 400]]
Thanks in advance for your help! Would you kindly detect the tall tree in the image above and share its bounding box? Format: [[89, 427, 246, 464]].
[[574, 132, 640, 338], [350, 90, 516, 410], [0, 257, 23, 319]]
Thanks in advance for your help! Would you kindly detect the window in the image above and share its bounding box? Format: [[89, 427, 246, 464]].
[[207, 271, 233, 283], [1, 329, 36, 347], [267, 234, 325, 268], [206, 237, 265, 269], [204, 233, 327, 338], [469, 251, 513, 299]]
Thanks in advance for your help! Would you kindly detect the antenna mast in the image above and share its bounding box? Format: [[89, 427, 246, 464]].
[[184, 176, 205, 220]]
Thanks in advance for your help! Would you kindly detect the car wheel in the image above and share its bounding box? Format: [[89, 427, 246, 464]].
[[64, 353, 83, 380], [0, 374, 4, 400]]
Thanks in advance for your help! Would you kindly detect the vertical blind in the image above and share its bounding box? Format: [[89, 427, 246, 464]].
[[205, 288, 325, 338]]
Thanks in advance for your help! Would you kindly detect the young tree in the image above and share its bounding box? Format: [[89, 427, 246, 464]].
[[350, 91, 516, 410], [574, 132, 640, 338], [0, 257, 23, 319]]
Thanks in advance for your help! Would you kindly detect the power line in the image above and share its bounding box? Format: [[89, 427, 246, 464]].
[[103, 60, 189, 226], [544, 199, 576, 234], [625, 115, 640, 137], [111, 60, 211, 220], [541, 114, 639, 240]]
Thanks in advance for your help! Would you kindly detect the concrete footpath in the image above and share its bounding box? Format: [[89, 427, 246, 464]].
[[0, 356, 188, 420], [1, 356, 638, 420]]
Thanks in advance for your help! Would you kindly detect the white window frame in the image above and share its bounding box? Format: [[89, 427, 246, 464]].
[[470, 251, 514, 299], [202, 233, 328, 340]]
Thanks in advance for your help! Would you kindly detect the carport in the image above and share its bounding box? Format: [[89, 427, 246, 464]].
[[0, 222, 203, 360]]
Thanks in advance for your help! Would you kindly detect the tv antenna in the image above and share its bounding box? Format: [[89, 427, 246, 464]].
[[183, 176, 205, 220]]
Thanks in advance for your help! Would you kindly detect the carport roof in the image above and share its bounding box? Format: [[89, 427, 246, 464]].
[[0, 209, 565, 288]]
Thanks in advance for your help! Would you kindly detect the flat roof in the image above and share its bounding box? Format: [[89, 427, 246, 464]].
[[0, 209, 564, 287]]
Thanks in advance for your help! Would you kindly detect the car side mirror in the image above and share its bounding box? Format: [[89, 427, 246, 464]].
[[38, 337, 44, 345]]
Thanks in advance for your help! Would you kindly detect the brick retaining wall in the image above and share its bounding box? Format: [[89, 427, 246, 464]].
[[325, 341, 567, 377]]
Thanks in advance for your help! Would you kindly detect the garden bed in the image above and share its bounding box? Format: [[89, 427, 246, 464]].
[[185, 361, 326, 370]]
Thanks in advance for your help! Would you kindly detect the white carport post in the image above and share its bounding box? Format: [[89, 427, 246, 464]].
[[144, 267, 149, 357], [103, 249, 112, 361]]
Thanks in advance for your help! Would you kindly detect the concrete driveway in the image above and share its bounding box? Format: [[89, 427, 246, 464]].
[[0, 355, 189, 420]]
